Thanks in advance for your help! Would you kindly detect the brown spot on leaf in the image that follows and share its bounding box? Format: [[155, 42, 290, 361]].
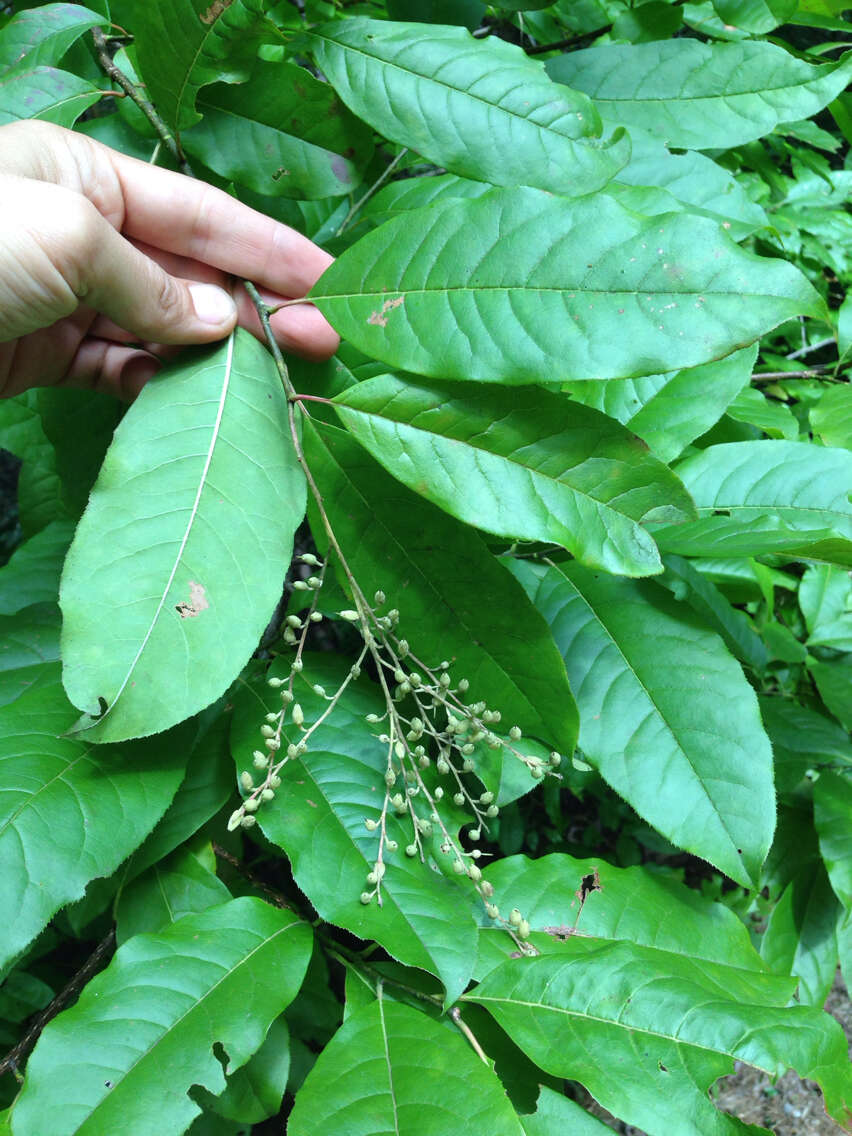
[[200, 0, 232, 24], [176, 581, 209, 619], [367, 296, 404, 327], [543, 924, 580, 942]]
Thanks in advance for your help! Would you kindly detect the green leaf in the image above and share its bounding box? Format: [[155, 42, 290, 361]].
[[0, 393, 65, 537], [510, 560, 775, 887], [761, 862, 840, 1007], [655, 441, 852, 566], [126, 710, 236, 880], [0, 676, 185, 973], [0, 3, 105, 75], [132, 0, 275, 131], [0, 522, 73, 616], [811, 384, 852, 450], [60, 331, 306, 742], [470, 941, 852, 1134], [814, 771, 852, 910], [726, 387, 798, 440], [759, 696, 852, 797], [288, 996, 526, 1135], [658, 554, 767, 672], [547, 40, 852, 149], [808, 655, 852, 731], [564, 346, 756, 465], [115, 845, 232, 945], [333, 375, 695, 578], [231, 660, 479, 1007], [612, 133, 768, 241], [0, 604, 61, 709], [521, 1086, 614, 1136], [36, 388, 122, 519], [305, 18, 629, 196], [309, 188, 823, 385], [202, 1017, 290, 1125], [304, 421, 578, 756], [0, 66, 101, 127], [478, 853, 772, 976], [11, 899, 312, 1136], [712, 0, 797, 34], [800, 564, 852, 652], [184, 60, 375, 200], [361, 172, 491, 226]]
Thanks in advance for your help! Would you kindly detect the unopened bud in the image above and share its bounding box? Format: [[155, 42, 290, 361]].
[[374, 589, 386, 605], [240, 771, 254, 791], [485, 902, 499, 919], [240, 814, 256, 828], [227, 809, 244, 831], [340, 609, 360, 622], [509, 908, 522, 927], [518, 919, 530, 940], [292, 703, 304, 727]]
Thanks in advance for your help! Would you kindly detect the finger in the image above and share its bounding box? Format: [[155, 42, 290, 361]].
[[104, 147, 335, 298], [54, 193, 238, 345], [64, 339, 160, 400]]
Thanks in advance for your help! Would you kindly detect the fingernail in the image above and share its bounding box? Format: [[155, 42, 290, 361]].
[[190, 283, 237, 326]]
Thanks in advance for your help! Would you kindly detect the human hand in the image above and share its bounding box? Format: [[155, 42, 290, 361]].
[[0, 121, 339, 398]]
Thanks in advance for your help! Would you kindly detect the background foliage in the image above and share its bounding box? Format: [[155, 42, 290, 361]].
[[0, 0, 850, 1132]]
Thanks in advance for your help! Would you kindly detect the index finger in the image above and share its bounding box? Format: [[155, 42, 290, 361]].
[[106, 145, 335, 299]]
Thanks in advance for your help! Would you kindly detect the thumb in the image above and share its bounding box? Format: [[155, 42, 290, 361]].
[[69, 196, 238, 345]]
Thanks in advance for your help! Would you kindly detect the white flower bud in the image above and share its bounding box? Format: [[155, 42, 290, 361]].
[[340, 609, 360, 622], [240, 771, 254, 791], [292, 703, 304, 727]]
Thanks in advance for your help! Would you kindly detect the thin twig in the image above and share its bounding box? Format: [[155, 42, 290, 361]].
[[786, 336, 836, 360], [91, 28, 193, 176], [212, 843, 295, 912], [752, 367, 833, 380], [0, 930, 116, 1080], [337, 149, 409, 236], [526, 29, 610, 55]]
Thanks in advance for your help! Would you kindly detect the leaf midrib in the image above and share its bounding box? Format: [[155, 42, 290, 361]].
[[95, 333, 235, 727]]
